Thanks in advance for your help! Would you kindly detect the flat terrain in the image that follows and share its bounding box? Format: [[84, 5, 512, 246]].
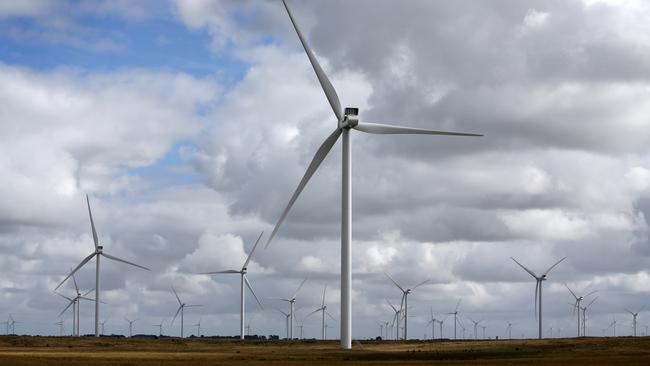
[[1, 336, 649, 365]]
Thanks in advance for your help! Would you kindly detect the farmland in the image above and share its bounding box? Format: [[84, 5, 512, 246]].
[[1, 336, 649, 365]]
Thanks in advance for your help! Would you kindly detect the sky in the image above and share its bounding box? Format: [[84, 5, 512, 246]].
[[1, 0, 650, 340]]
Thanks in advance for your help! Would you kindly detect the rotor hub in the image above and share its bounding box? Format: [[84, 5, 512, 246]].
[[341, 107, 359, 129]]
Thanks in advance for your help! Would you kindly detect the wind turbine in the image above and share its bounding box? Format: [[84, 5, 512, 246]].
[[56, 273, 95, 336], [171, 286, 201, 338], [55, 319, 65, 336], [125, 318, 137, 337], [437, 315, 448, 340], [580, 296, 598, 336], [626, 306, 645, 336], [193, 317, 202, 337], [607, 315, 617, 337], [448, 299, 462, 340], [468, 318, 482, 340], [54, 195, 150, 337], [267, 0, 482, 349], [270, 278, 308, 339], [152, 319, 164, 337], [307, 286, 336, 340], [505, 321, 517, 340], [481, 325, 487, 339], [199, 231, 264, 340], [384, 272, 429, 340], [276, 309, 291, 339], [426, 308, 437, 340], [100, 319, 107, 336], [510, 256, 566, 339], [565, 284, 597, 336], [386, 298, 403, 340]]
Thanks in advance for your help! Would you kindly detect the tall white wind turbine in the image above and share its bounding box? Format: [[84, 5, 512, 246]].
[[276, 309, 291, 339], [448, 299, 462, 340], [426, 308, 437, 340], [580, 296, 598, 336], [565, 284, 597, 337], [626, 306, 644, 336], [125, 318, 137, 337], [267, 0, 483, 349], [152, 319, 164, 337], [384, 272, 429, 340], [468, 317, 482, 340], [270, 278, 308, 340], [171, 286, 202, 338], [510, 256, 566, 339], [54, 195, 150, 337], [386, 298, 403, 340], [200, 232, 264, 340], [306, 286, 335, 340]]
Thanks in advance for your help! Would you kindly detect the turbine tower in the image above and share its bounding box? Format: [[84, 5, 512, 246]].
[[54, 195, 150, 337], [448, 299, 462, 340], [510, 256, 566, 339], [171, 286, 202, 338], [306, 286, 335, 340], [270, 278, 308, 339], [56, 273, 95, 337], [580, 297, 598, 336], [505, 321, 516, 340], [276, 309, 291, 339], [200, 231, 264, 340], [267, 0, 483, 349], [565, 284, 597, 337], [384, 272, 429, 340], [626, 306, 645, 336]]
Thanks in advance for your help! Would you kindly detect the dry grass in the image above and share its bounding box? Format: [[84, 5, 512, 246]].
[[0, 336, 649, 365]]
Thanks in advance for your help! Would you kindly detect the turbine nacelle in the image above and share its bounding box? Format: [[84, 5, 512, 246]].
[[340, 107, 359, 129], [96, 245, 103, 254]]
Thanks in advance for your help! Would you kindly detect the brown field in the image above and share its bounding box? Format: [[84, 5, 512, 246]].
[[1, 336, 649, 365]]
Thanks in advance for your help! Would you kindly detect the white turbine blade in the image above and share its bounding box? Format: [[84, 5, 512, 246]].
[[411, 279, 430, 291], [282, 0, 342, 122], [244, 276, 264, 310], [242, 231, 264, 269], [58, 300, 75, 317], [542, 257, 567, 276], [306, 308, 321, 318], [454, 298, 462, 312], [276, 309, 289, 317], [83, 288, 95, 297], [171, 305, 182, 325], [101, 252, 150, 271], [171, 286, 182, 306], [292, 277, 308, 299], [385, 299, 398, 313], [584, 290, 598, 298], [586, 296, 598, 309], [321, 286, 327, 308], [71, 273, 80, 294], [354, 122, 482, 136], [534, 280, 540, 320], [55, 292, 73, 302], [265, 128, 342, 248], [79, 296, 97, 302], [54, 252, 96, 291], [325, 310, 336, 321], [268, 297, 292, 302], [185, 305, 202, 308], [510, 257, 538, 279], [200, 269, 241, 275], [384, 272, 405, 293], [86, 194, 99, 249], [564, 283, 579, 300]]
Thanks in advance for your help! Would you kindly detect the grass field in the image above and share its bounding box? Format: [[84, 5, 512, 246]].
[[1, 336, 650, 365]]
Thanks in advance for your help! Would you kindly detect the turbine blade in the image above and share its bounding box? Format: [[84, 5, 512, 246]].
[[83, 288, 95, 297], [455, 298, 462, 312], [54, 252, 96, 291], [171, 306, 182, 326], [584, 290, 598, 298], [102, 252, 150, 271], [71, 273, 79, 294], [282, 0, 342, 122], [55, 292, 73, 302], [292, 277, 308, 299], [171, 286, 182, 306], [244, 276, 264, 310], [86, 194, 99, 249], [354, 122, 482, 136], [542, 257, 567, 276], [58, 300, 75, 317], [385, 299, 398, 313], [243, 231, 264, 269], [305, 308, 321, 318], [586, 296, 598, 308], [321, 286, 327, 308], [265, 128, 342, 249], [564, 283, 579, 300], [510, 257, 538, 278], [534, 280, 539, 320], [411, 279, 430, 290], [325, 310, 336, 321], [200, 270, 241, 275], [185, 305, 202, 308], [384, 272, 405, 293]]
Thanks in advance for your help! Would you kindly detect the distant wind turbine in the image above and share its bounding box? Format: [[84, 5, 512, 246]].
[[386, 298, 403, 340], [626, 306, 645, 336], [54, 195, 150, 337], [565, 283, 597, 337], [448, 299, 462, 340], [306, 286, 335, 340], [171, 286, 202, 338], [199, 231, 264, 340], [580, 296, 598, 336], [505, 321, 517, 340], [270, 278, 308, 339], [193, 317, 202, 337], [152, 319, 164, 337], [510, 256, 566, 339], [276, 309, 291, 339], [124, 318, 137, 337], [384, 272, 429, 340], [267, 0, 483, 349], [426, 308, 437, 340], [468, 317, 483, 340]]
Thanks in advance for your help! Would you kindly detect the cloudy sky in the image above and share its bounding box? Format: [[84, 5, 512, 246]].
[[1, 0, 650, 339]]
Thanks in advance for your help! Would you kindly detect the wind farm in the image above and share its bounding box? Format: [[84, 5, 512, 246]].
[[1, 0, 650, 365]]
